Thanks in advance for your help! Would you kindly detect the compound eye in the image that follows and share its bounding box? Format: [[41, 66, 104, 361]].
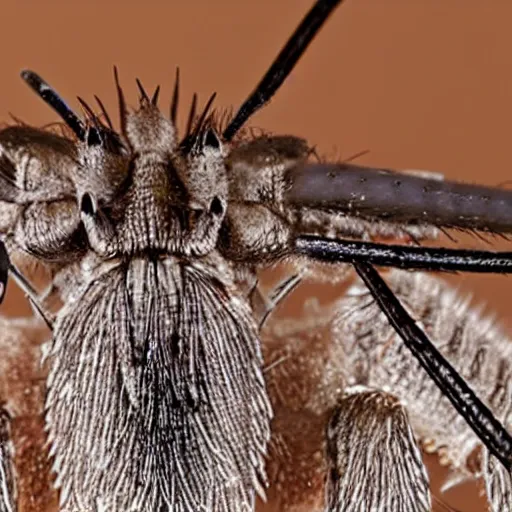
[[209, 196, 224, 216], [203, 128, 221, 150], [80, 192, 97, 216], [86, 127, 102, 146]]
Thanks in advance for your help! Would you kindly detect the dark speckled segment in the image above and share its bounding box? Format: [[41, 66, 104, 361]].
[[286, 162, 512, 233]]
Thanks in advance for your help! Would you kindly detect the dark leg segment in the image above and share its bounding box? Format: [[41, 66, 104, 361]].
[[353, 261, 512, 472], [295, 235, 512, 273], [286, 161, 512, 234]]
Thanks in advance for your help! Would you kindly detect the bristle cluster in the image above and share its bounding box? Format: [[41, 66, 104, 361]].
[[84, 67, 225, 155]]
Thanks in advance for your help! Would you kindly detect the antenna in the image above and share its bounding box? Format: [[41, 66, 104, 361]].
[[223, 0, 342, 140]]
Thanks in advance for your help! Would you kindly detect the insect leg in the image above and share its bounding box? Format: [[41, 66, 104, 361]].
[[7, 262, 53, 330], [254, 273, 302, 329], [285, 162, 512, 234], [352, 261, 512, 472], [326, 386, 431, 512], [334, 268, 512, 510], [295, 235, 512, 273], [0, 240, 54, 328]]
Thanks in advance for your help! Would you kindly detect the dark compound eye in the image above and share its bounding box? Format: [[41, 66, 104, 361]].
[[204, 128, 220, 150], [209, 196, 224, 216], [86, 127, 102, 146], [80, 192, 96, 216]]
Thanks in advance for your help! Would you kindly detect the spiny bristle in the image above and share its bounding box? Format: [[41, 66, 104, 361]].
[[179, 93, 220, 153], [135, 78, 150, 104], [185, 93, 197, 138], [170, 67, 180, 124], [94, 95, 114, 130], [113, 66, 127, 137], [77, 97, 101, 126], [193, 92, 217, 139], [151, 85, 161, 106]]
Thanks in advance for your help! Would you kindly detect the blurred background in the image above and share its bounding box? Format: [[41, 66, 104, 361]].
[[2, 1, 512, 510]]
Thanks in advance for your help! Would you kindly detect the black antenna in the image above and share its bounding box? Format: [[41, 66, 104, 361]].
[[21, 70, 86, 141], [223, 0, 342, 141]]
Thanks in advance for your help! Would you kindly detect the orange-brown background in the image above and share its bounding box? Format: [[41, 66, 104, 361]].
[[2, 1, 511, 511]]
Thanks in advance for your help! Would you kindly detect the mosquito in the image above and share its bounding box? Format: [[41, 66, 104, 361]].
[[0, 0, 511, 510]]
